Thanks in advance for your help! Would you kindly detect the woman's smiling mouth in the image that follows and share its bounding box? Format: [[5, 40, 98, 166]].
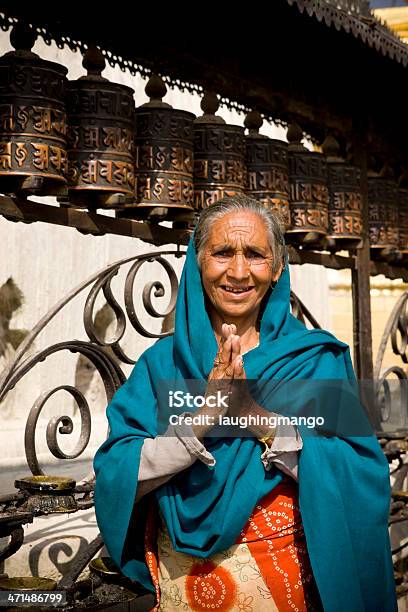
[[221, 285, 254, 296]]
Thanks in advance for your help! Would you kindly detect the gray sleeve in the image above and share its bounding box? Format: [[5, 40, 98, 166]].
[[135, 415, 215, 502], [261, 423, 303, 482]]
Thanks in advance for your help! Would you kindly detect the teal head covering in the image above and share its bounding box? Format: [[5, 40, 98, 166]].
[[94, 237, 396, 611]]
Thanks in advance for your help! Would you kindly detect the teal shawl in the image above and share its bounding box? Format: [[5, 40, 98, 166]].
[[94, 239, 396, 611]]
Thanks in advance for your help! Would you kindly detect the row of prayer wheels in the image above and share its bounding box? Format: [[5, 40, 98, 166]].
[[0, 24, 407, 262]]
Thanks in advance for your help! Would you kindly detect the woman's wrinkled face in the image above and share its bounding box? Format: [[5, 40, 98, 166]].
[[200, 211, 282, 323]]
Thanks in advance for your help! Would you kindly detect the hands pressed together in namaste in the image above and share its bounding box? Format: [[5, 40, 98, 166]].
[[190, 323, 277, 446], [204, 323, 252, 428], [210, 323, 246, 381]]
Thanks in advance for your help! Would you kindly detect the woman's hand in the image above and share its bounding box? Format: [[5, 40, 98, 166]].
[[213, 325, 253, 420], [208, 323, 242, 381], [217, 326, 278, 444], [191, 324, 277, 444], [208, 323, 251, 419], [189, 324, 238, 440]]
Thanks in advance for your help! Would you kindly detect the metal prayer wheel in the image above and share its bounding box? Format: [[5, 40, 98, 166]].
[[322, 135, 363, 251], [117, 75, 195, 222], [193, 91, 245, 210], [398, 173, 408, 262], [0, 24, 68, 196], [367, 166, 399, 259], [286, 123, 329, 245], [244, 111, 290, 230], [65, 47, 135, 209]]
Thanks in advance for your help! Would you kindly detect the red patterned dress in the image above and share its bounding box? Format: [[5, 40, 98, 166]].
[[144, 477, 322, 611]]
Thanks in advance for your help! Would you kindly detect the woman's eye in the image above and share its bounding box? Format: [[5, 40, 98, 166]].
[[246, 251, 264, 259], [212, 249, 265, 259]]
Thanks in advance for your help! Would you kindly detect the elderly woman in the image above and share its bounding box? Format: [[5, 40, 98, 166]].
[[94, 195, 396, 612]]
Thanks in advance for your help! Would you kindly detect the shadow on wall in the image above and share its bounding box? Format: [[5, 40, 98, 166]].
[[0, 277, 29, 358]]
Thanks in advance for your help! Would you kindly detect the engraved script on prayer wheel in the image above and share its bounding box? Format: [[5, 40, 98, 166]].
[[193, 91, 245, 210], [0, 23, 68, 195], [367, 166, 399, 258], [123, 74, 195, 221], [322, 135, 363, 251], [286, 123, 329, 244], [244, 110, 290, 231], [65, 47, 135, 209]]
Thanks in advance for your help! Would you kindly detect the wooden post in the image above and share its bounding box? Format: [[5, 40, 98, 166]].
[[351, 131, 380, 429]]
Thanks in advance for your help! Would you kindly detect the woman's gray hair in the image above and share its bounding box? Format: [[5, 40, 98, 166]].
[[194, 194, 287, 276]]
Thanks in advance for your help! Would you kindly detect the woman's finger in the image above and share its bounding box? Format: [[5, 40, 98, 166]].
[[222, 323, 234, 341], [230, 334, 241, 366], [220, 334, 232, 369], [232, 354, 245, 379], [217, 324, 229, 359]]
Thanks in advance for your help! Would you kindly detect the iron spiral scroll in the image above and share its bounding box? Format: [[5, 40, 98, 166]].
[[0, 250, 183, 591], [0, 250, 183, 476], [374, 290, 408, 428], [373, 289, 408, 590]]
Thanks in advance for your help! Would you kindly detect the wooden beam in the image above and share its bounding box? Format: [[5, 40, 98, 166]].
[[0, 194, 192, 246], [287, 246, 355, 270], [370, 260, 408, 282], [1, 194, 407, 281]]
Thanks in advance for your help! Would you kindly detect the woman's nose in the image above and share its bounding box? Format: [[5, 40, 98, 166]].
[[227, 253, 250, 280]]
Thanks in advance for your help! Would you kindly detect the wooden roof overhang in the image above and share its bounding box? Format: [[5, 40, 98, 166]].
[[0, 0, 407, 166]]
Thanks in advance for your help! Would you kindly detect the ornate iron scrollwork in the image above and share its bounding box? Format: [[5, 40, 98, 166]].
[[25, 385, 91, 475], [375, 289, 408, 592], [0, 249, 184, 598], [0, 251, 184, 478], [375, 291, 408, 379], [374, 290, 408, 434]]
